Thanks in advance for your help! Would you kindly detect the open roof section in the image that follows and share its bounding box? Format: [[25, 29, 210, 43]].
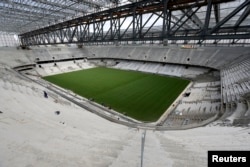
[[0, 0, 248, 45], [0, 0, 126, 33], [18, 0, 250, 45], [0, 0, 248, 34]]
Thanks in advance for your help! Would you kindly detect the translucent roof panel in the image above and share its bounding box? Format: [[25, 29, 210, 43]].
[[0, 0, 130, 33], [0, 0, 249, 36]]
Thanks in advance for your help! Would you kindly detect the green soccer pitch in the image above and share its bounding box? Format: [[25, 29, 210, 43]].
[[43, 67, 190, 122]]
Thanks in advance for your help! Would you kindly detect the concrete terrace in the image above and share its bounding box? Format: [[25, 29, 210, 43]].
[[0, 45, 250, 167]]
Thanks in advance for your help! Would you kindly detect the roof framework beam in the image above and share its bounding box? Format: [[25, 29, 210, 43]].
[[181, 9, 203, 29], [153, 11, 193, 30], [171, 7, 201, 35], [201, 0, 213, 36], [213, 4, 220, 23], [210, 0, 250, 34], [17, 0, 250, 45], [234, 4, 250, 28], [69, 0, 104, 9]]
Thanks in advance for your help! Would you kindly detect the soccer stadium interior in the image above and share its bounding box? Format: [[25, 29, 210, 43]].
[[0, 0, 250, 167]]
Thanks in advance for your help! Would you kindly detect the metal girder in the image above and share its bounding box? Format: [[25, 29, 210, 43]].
[[69, 0, 105, 9], [162, 0, 170, 38], [213, 4, 220, 24], [210, 0, 250, 34], [234, 4, 250, 28], [181, 9, 203, 29], [201, 0, 213, 36], [19, 0, 250, 46], [170, 0, 202, 33], [21, 0, 233, 35], [153, 11, 192, 30]]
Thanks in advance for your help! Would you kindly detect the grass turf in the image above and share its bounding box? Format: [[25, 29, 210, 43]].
[[43, 67, 190, 122]]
